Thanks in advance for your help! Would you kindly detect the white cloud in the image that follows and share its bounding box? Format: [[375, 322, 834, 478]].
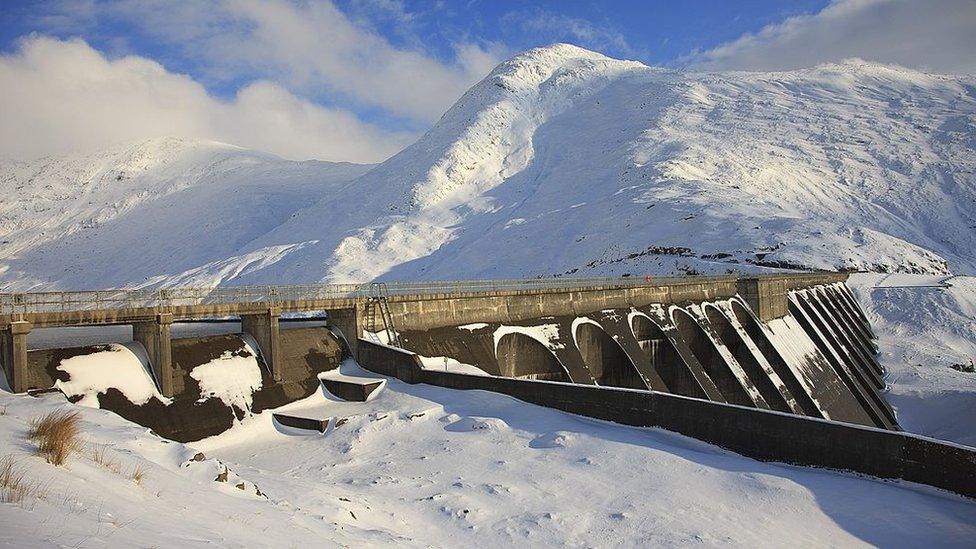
[[692, 0, 976, 73], [93, 0, 503, 124], [0, 36, 413, 162], [503, 9, 643, 60]]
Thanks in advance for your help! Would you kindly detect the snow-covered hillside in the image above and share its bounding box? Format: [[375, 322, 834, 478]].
[[849, 273, 976, 446], [2, 44, 975, 289], [0, 138, 371, 290]]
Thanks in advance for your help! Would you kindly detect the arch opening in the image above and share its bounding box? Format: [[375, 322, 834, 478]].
[[704, 305, 792, 413], [631, 315, 706, 398], [672, 309, 754, 407], [574, 322, 646, 389], [495, 333, 571, 382], [729, 300, 822, 417]]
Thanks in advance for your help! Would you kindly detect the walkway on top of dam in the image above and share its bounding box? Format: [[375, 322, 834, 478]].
[[0, 272, 846, 328]]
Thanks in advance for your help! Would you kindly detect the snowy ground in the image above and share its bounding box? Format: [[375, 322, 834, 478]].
[[2, 359, 975, 547], [849, 273, 976, 446]]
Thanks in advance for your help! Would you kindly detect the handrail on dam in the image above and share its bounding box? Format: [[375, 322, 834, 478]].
[[0, 272, 842, 316]]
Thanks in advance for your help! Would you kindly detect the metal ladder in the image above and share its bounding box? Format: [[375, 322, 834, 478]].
[[366, 282, 402, 347]]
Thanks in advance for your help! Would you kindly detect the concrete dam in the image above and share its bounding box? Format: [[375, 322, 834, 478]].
[[2, 273, 973, 497]]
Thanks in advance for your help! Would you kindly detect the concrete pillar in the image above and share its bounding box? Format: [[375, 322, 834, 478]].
[[737, 277, 789, 321], [133, 313, 175, 397], [329, 306, 364, 361], [1, 321, 32, 393], [241, 307, 282, 381]]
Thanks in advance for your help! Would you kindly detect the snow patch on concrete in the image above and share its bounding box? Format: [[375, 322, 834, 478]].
[[190, 339, 263, 411]]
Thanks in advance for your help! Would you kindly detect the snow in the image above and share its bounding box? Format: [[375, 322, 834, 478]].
[[6, 359, 973, 548], [53, 342, 169, 407], [0, 137, 370, 291], [418, 355, 491, 376], [849, 274, 976, 446], [493, 323, 564, 351], [3, 47, 975, 290], [458, 322, 489, 331], [189, 338, 263, 412]]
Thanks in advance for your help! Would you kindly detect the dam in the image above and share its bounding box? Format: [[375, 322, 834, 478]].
[[2, 273, 973, 497], [2, 272, 889, 433]]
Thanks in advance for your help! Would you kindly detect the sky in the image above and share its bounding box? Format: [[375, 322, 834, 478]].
[[1, 0, 974, 164]]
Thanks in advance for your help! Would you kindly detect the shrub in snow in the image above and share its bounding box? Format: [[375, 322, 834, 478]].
[[28, 409, 81, 466]]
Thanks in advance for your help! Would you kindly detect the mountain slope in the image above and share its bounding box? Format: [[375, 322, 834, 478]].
[[200, 44, 976, 285], [0, 138, 371, 290], [1, 45, 975, 289]]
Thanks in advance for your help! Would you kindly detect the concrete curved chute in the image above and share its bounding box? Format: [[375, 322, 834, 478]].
[[495, 332, 572, 382], [573, 319, 646, 389], [629, 312, 707, 398], [671, 308, 756, 407], [703, 304, 793, 413]]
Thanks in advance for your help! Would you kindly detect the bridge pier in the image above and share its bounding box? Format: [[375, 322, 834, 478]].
[[133, 313, 175, 397], [329, 307, 364, 360], [1, 321, 31, 392], [241, 307, 282, 382]]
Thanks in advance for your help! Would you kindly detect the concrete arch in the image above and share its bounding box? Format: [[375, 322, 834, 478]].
[[671, 308, 754, 407], [629, 313, 708, 398], [573, 320, 646, 389], [495, 332, 571, 382], [727, 300, 824, 418], [703, 304, 792, 413]]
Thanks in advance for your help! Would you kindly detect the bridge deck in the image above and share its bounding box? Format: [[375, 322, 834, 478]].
[[0, 273, 847, 329]]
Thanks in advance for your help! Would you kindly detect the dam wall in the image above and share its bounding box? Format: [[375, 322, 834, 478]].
[[357, 339, 976, 499], [0, 273, 887, 440], [397, 281, 895, 430]]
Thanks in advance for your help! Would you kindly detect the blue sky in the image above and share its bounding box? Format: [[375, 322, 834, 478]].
[[0, 1, 973, 162]]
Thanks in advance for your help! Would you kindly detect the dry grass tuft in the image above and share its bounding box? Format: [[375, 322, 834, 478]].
[[130, 464, 146, 485], [0, 455, 47, 506], [90, 443, 119, 472], [28, 409, 81, 466]]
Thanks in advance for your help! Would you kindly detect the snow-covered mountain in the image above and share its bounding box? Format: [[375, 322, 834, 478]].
[[0, 138, 371, 290], [3, 44, 975, 290]]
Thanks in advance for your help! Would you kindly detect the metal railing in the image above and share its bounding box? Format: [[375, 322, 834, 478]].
[[0, 274, 764, 316]]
